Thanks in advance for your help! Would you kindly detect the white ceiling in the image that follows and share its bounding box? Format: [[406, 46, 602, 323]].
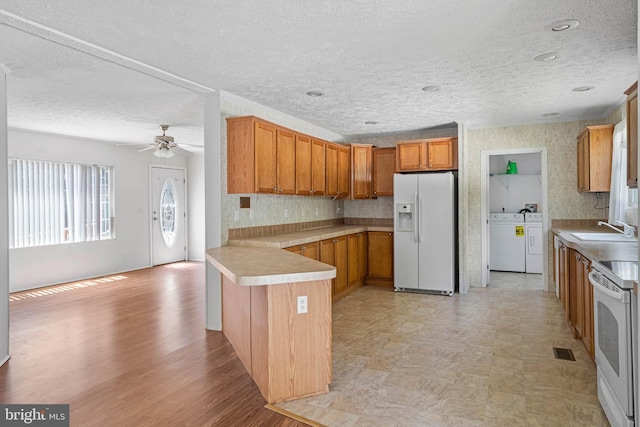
[[0, 1, 637, 147]]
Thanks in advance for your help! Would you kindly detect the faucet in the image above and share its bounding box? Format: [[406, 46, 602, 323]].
[[598, 221, 636, 238], [616, 220, 637, 238]]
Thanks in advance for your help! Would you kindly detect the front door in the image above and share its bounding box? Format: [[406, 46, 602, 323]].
[[151, 167, 186, 266]]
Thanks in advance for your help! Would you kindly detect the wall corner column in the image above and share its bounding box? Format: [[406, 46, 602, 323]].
[[204, 92, 222, 330], [0, 64, 10, 365]]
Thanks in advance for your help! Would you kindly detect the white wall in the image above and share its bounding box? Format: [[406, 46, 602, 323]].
[[8, 129, 187, 291], [188, 152, 205, 261]]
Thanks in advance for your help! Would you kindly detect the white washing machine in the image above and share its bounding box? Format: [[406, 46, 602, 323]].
[[489, 213, 525, 272], [525, 213, 543, 274]]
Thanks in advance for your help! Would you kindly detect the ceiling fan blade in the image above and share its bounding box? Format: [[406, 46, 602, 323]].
[[138, 146, 156, 152]]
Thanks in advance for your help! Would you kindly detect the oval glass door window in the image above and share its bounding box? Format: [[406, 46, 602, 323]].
[[160, 179, 177, 247]]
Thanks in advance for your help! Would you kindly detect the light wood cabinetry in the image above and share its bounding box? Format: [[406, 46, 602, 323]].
[[311, 139, 326, 196], [367, 231, 394, 286], [320, 236, 347, 295], [350, 144, 372, 199], [372, 147, 395, 197], [228, 115, 335, 197], [276, 129, 296, 195], [580, 255, 594, 359], [396, 138, 457, 172], [326, 143, 350, 198], [555, 235, 595, 361], [295, 135, 312, 195], [626, 82, 638, 188], [576, 125, 614, 193], [347, 232, 368, 289], [558, 242, 571, 325], [285, 241, 319, 261]]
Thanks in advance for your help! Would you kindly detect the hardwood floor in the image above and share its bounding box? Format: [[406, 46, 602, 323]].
[[0, 262, 305, 426]]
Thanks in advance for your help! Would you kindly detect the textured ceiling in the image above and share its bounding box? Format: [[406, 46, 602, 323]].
[[0, 0, 637, 146]]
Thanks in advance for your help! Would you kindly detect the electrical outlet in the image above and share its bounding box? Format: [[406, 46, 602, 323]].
[[234, 210, 239, 221], [249, 209, 253, 220], [297, 296, 307, 314], [284, 208, 289, 219], [315, 208, 319, 217], [301, 209, 305, 217]]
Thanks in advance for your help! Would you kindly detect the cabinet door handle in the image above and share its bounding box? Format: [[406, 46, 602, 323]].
[[273, 187, 277, 192]]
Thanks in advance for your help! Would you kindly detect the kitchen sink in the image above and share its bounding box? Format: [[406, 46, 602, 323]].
[[570, 232, 638, 242]]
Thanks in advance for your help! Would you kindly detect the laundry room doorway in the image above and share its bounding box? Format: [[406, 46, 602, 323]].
[[481, 148, 550, 290]]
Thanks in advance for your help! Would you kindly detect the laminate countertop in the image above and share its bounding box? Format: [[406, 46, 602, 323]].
[[228, 225, 394, 248], [552, 225, 638, 262], [206, 246, 336, 286]]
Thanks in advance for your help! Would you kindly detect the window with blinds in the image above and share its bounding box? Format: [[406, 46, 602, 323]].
[[8, 159, 114, 248]]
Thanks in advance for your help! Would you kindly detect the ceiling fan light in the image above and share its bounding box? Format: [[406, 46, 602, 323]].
[[153, 147, 174, 158]]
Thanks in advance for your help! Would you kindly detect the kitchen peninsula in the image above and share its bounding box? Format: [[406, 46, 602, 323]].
[[205, 246, 335, 404]]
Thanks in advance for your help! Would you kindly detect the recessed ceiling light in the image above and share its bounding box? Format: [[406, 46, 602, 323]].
[[306, 90, 324, 97], [572, 86, 595, 92], [542, 112, 560, 117], [534, 52, 559, 62], [364, 121, 379, 125], [548, 19, 580, 32], [421, 85, 440, 92]]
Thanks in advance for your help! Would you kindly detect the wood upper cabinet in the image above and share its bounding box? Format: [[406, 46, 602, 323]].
[[396, 141, 426, 171], [253, 121, 278, 193], [350, 144, 372, 199], [320, 236, 347, 295], [311, 139, 326, 196], [295, 135, 312, 195], [577, 125, 614, 193], [372, 147, 396, 197], [367, 231, 393, 281], [626, 82, 638, 188], [347, 232, 368, 288], [326, 143, 350, 198], [276, 129, 296, 195], [396, 138, 457, 172], [227, 116, 295, 194]]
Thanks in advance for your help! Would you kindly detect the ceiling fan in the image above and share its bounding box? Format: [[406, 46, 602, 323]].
[[137, 125, 178, 158]]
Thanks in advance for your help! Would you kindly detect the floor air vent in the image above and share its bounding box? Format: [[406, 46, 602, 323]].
[[552, 347, 576, 361]]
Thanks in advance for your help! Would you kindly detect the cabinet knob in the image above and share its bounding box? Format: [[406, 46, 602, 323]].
[[388, 233, 392, 236], [373, 191, 377, 195], [273, 187, 277, 191]]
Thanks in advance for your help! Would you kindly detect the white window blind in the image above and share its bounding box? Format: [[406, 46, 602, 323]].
[[8, 159, 114, 248]]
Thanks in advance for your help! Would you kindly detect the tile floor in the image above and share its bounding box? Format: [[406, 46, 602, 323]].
[[275, 272, 610, 426]]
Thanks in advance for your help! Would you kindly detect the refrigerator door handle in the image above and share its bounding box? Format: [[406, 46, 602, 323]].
[[418, 193, 424, 243], [414, 192, 419, 243]]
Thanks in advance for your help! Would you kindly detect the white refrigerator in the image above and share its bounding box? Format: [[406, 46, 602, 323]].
[[394, 172, 456, 295]]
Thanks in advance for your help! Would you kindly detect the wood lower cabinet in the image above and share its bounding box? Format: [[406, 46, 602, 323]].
[[372, 147, 395, 197], [285, 242, 319, 261], [626, 82, 638, 188], [367, 231, 393, 286], [555, 236, 595, 361], [320, 236, 347, 296], [577, 125, 614, 193], [558, 242, 571, 325], [347, 233, 368, 289], [396, 138, 457, 172], [581, 255, 594, 359]]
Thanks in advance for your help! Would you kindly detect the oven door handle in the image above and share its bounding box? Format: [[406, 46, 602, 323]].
[[588, 271, 626, 303]]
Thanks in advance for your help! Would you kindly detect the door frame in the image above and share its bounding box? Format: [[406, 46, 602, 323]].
[[481, 148, 550, 290], [149, 165, 188, 265]]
